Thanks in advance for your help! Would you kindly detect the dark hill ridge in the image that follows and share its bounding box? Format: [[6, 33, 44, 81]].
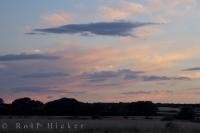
[[0, 97, 199, 119]]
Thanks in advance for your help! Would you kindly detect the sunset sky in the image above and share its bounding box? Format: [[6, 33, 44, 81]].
[[0, 0, 200, 103]]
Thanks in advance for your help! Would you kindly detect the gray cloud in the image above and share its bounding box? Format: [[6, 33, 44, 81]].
[[121, 90, 157, 95], [143, 76, 171, 81], [81, 69, 190, 83], [142, 76, 190, 81], [121, 90, 173, 95], [10, 87, 64, 93], [10, 86, 86, 95], [182, 67, 200, 71], [0, 53, 59, 61], [82, 69, 144, 82], [22, 72, 69, 78], [30, 21, 158, 37], [82, 71, 119, 82]]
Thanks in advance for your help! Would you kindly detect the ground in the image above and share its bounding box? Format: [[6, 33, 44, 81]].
[[0, 116, 200, 133]]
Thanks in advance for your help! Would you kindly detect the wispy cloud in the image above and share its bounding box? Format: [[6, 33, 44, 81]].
[[182, 67, 200, 71], [100, 0, 197, 22], [10, 86, 86, 95], [22, 72, 69, 78], [100, 2, 144, 20], [81, 69, 189, 83], [142, 75, 190, 81], [10, 86, 65, 93], [30, 21, 158, 37], [41, 11, 73, 27], [82, 69, 143, 82], [59, 45, 195, 72], [0, 53, 59, 61], [121, 90, 173, 95]]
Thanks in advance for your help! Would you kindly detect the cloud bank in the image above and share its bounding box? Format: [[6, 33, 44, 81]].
[[0, 53, 59, 61], [81, 69, 189, 82], [22, 72, 69, 78], [10, 86, 63, 93], [31, 21, 158, 37], [9, 86, 85, 95], [182, 67, 200, 71]]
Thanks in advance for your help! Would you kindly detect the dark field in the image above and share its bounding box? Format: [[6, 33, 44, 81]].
[[0, 116, 200, 133], [1, 98, 200, 132]]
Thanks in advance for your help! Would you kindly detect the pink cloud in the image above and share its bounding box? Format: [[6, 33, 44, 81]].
[[41, 11, 73, 26], [100, 2, 144, 20]]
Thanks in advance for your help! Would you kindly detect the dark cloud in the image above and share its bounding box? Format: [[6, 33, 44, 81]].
[[10, 87, 64, 93], [10, 86, 86, 95], [143, 76, 171, 81], [182, 67, 200, 71], [121, 90, 173, 95], [121, 90, 157, 95], [82, 71, 119, 82], [95, 83, 119, 87], [173, 77, 190, 80], [30, 21, 158, 37], [142, 75, 190, 81], [0, 53, 59, 62], [123, 69, 144, 80], [81, 69, 189, 83], [62, 91, 86, 95], [186, 88, 200, 91], [82, 69, 143, 82], [22, 72, 69, 78]]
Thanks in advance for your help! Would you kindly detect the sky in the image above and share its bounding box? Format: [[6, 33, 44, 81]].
[[0, 0, 200, 103]]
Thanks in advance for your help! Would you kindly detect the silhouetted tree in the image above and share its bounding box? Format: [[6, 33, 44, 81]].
[[0, 98, 11, 115], [177, 107, 196, 120], [0, 98, 3, 104], [0, 98, 4, 115], [129, 101, 158, 116], [45, 98, 83, 115], [2, 97, 199, 118], [12, 97, 44, 115]]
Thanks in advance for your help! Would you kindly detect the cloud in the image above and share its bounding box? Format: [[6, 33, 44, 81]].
[[82, 70, 120, 82], [10, 86, 86, 95], [81, 69, 189, 83], [0, 53, 59, 61], [146, 0, 198, 22], [30, 21, 158, 37], [22, 72, 69, 78], [41, 11, 73, 27], [142, 75, 190, 81], [61, 46, 196, 72], [82, 69, 143, 82], [100, 1, 144, 20], [10, 86, 65, 93], [121, 90, 173, 95], [182, 67, 200, 71], [99, 0, 198, 23], [100, 7, 130, 20], [134, 26, 162, 38]]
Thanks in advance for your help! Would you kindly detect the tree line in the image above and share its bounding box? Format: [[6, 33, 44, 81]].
[[0, 97, 157, 116], [0, 97, 199, 120]]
